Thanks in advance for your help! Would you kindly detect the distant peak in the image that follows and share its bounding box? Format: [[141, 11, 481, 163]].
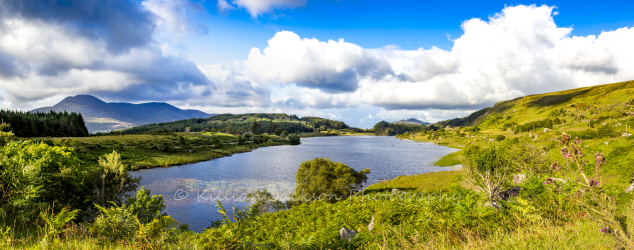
[[59, 95, 105, 105]]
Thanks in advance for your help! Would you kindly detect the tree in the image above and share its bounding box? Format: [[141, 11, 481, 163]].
[[293, 158, 370, 203], [266, 121, 277, 134], [225, 124, 235, 134], [250, 121, 261, 135], [88, 151, 140, 215], [274, 127, 282, 136], [289, 134, 300, 145], [281, 130, 289, 137]]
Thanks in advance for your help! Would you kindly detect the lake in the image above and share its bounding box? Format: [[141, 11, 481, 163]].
[[129, 136, 458, 232]]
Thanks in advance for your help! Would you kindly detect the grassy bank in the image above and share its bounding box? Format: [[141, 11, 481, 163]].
[[29, 132, 292, 170], [365, 170, 462, 193]]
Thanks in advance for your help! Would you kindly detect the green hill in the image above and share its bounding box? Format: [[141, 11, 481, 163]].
[[114, 113, 351, 135], [436, 80, 634, 132]]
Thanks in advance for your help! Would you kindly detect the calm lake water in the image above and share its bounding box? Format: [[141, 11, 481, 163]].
[[130, 136, 458, 232]]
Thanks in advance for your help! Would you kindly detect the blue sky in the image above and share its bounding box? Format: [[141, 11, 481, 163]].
[[1, 0, 634, 128], [187, 0, 634, 64]]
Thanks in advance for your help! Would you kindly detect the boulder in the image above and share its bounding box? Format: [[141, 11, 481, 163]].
[[339, 227, 357, 242], [513, 174, 526, 184]]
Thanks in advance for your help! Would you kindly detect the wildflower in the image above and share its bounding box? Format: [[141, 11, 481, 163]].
[[550, 161, 561, 170], [600, 227, 609, 234], [560, 147, 569, 157], [544, 177, 554, 185], [560, 132, 571, 145], [589, 179, 599, 187], [594, 152, 606, 165]]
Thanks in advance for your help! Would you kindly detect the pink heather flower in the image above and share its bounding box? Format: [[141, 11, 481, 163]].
[[600, 227, 609, 233], [589, 179, 599, 187], [594, 152, 606, 165], [544, 177, 554, 185]]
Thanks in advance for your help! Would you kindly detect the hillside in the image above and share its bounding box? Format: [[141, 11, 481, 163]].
[[392, 118, 430, 125], [116, 113, 351, 135], [436, 80, 634, 131], [32, 95, 214, 133]]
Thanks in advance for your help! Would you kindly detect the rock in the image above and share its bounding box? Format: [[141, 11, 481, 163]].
[[339, 227, 357, 242], [484, 201, 500, 209], [513, 174, 526, 184], [498, 186, 521, 201], [367, 215, 375, 232], [391, 188, 401, 194], [626, 183, 634, 193]]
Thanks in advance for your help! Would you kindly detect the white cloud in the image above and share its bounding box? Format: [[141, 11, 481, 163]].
[[247, 5, 634, 112], [245, 31, 393, 93], [0, 6, 212, 110], [143, 0, 208, 36], [226, 0, 306, 18]]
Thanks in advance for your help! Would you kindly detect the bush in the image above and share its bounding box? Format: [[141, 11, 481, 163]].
[[495, 135, 506, 141], [126, 187, 166, 224], [0, 141, 88, 222], [463, 145, 510, 200], [294, 158, 370, 203], [289, 134, 300, 145], [597, 125, 619, 138]]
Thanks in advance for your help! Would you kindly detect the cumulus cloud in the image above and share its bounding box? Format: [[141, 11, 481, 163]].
[[197, 64, 270, 107], [245, 31, 394, 93], [0, 0, 213, 109], [254, 5, 634, 112], [219, 0, 306, 17]]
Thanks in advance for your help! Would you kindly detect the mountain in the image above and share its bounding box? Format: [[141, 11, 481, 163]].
[[435, 80, 634, 130], [392, 118, 430, 125], [32, 95, 214, 133]]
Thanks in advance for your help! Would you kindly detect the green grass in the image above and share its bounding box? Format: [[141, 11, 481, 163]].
[[434, 151, 463, 166], [29, 132, 292, 170], [365, 171, 462, 193]]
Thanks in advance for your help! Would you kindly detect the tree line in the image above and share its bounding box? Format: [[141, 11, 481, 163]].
[[109, 113, 351, 135], [0, 110, 89, 137]]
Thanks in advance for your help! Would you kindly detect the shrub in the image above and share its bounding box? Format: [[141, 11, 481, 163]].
[[90, 203, 139, 242], [0, 141, 88, 222], [126, 187, 166, 224], [462, 145, 510, 200], [496, 135, 506, 141], [294, 158, 370, 203], [289, 134, 300, 145], [597, 125, 619, 138]]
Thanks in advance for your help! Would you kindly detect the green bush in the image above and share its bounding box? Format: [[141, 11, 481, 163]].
[[289, 134, 301, 145], [597, 125, 620, 138], [496, 135, 506, 141], [463, 145, 510, 200], [294, 158, 370, 203], [126, 187, 166, 224], [0, 141, 88, 222]]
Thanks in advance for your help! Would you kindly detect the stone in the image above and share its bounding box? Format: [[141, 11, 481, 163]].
[[391, 188, 401, 194], [339, 227, 357, 242], [513, 174, 526, 184], [484, 201, 500, 209]]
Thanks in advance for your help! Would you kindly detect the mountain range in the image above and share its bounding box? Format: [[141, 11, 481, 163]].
[[392, 118, 430, 125], [32, 95, 214, 133]]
